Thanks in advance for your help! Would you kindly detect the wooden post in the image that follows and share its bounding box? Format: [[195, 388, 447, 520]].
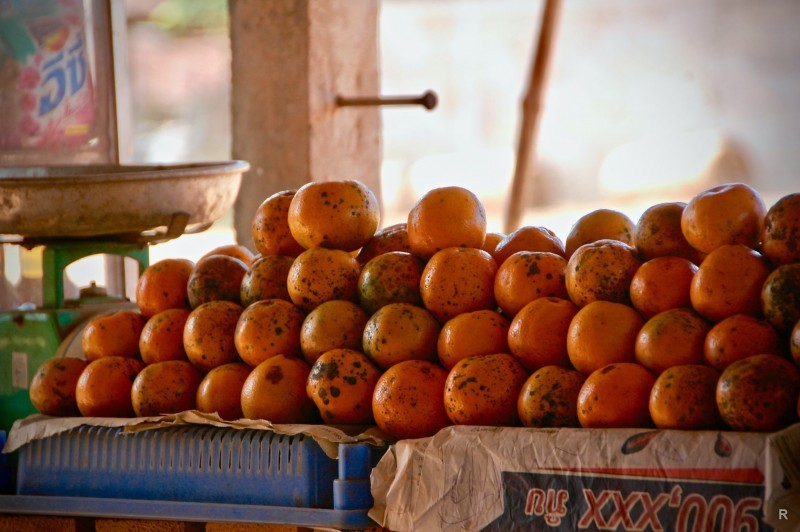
[[229, 0, 382, 248]]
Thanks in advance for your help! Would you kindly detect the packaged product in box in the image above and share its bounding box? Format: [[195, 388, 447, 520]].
[[370, 424, 800, 531]]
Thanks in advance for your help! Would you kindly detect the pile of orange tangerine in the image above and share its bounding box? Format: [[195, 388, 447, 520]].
[[29, 180, 800, 439]]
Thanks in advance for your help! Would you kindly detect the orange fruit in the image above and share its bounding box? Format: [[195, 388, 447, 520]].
[[139, 308, 191, 365], [241, 354, 318, 423], [187, 254, 248, 308], [437, 309, 509, 370], [761, 263, 800, 332], [690, 244, 770, 322], [183, 301, 244, 373], [494, 251, 567, 317], [761, 193, 800, 266], [634, 308, 710, 374], [234, 299, 305, 367], [287, 180, 380, 252], [300, 300, 368, 365], [81, 309, 147, 361], [565, 239, 641, 307], [135, 258, 194, 318], [362, 303, 440, 369], [704, 314, 783, 370], [200, 244, 256, 266], [716, 354, 800, 431], [420, 247, 497, 323], [372, 360, 451, 439], [287, 247, 361, 312], [565, 209, 635, 259], [251, 189, 306, 257], [131, 360, 203, 417], [240, 255, 295, 307], [357, 251, 424, 315], [508, 297, 578, 372], [492, 226, 565, 265], [577, 362, 656, 428], [629, 256, 697, 319], [306, 348, 381, 425], [681, 182, 766, 254], [196, 362, 252, 420], [634, 202, 705, 263], [75, 357, 145, 417], [481, 232, 506, 256], [356, 223, 412, 265], [567, 301, 644, 375], [517, 365, 585, 428], [29, 357, 89, 416], [649, 364, 722, 430], [407, 186, 487, 259], [791, 320, 800, 367], [444, 353, 527, 426]]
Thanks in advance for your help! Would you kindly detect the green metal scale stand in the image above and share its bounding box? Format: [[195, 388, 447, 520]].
[[0, 240, 149, 435]]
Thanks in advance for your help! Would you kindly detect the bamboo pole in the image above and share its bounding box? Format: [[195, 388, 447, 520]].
[[504, 0, 562, 233]]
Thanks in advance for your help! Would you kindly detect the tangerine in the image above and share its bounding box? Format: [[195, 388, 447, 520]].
[[420, 247, 497, 323], [492, 226, 565, 265], [131, 360, 203, 417], [690, 244, 770, 322], [251, 189, 306, 257], [508, 297, 578, 372], [704, 314, 783, 370], [356, 223, 412, 265], [717, 354, 800, 431], [761, 263, 800, 332], [240, 255, 295, 306], [306, 348, 381, 425], [634, 308, 710, 374], [629, 256, 697, 319], [649, 364, 722, 430], [634, 202, 704, 263], [681, 182, 766, 254], [565, 209, 635, 259], [300, 300, 368, 365], [567, 301, 644, 375], [357, 251, 424, 314], [234, 299, 305, 367], [362, 303, 440, 369], [29, 357, 88, 416], [196, 362, 252, 420], [187, 254, 248, 308], [287, 247, 361, 312], [577, 363, 656, 429], [288, 180, 380, 252], [372, 360, 451, 439], [139, 308, 191, 365], [407, 186, 487, 259], [443, 353, 527, 426], [493, 251, 567, 317], [135, 258, 194, 318], [81, 309, 146, 361], [75, 357, 145, 417], [183, 301, 243, 373], [517, 365, 585, 428], [565, 239, 641, 307], [437, 309, 510, 370], [761, 192, 800, 266], [241, 354, 317, 423]]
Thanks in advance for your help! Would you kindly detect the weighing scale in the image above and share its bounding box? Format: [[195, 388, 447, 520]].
[[0, 161, 248, 434]]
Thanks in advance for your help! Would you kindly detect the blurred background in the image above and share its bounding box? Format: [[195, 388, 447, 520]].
[[4, 0, 799, 296]]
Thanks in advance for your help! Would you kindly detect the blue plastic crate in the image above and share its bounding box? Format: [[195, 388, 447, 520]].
[[16, 425, 339, 508]]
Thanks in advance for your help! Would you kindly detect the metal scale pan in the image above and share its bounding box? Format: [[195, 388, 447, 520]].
[[0, 161, 249, 243]]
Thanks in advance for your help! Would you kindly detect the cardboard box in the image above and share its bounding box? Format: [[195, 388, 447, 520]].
[[369, 424, 800, 531]]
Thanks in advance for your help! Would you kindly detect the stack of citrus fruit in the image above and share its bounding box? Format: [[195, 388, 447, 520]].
[[30, 180, 800, 438]]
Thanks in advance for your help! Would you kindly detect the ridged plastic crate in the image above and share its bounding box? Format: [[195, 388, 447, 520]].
[[16, 425, 338, 508]]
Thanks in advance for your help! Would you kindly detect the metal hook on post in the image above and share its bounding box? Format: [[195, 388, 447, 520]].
[[336, 90, 438, 110]]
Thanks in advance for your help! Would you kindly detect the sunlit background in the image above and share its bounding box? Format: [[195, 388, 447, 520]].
[[4, 0, 799, 306]]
